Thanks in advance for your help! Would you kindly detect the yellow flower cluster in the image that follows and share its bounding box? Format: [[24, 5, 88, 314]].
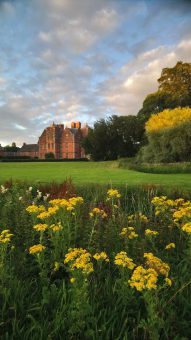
[[173, 205, 191, 222], [93, 252, 109, 262], [33, 224, 48, 232], [128, 213, 148, 224], [165, 243, 175, 250], [114, 251, 136, 270], [165, 277, 172, 286], [64, 248, 93, 274], [107, 189, 121, 199], [151, 196, 176, 216], [26, 205, 45, 214], [0, 229, 13, 244], [49, 196, 84, 212], [50, 222, 63, 232], [145, 229, 159, 236], [146, 107, 191, 133], [144, 252, 170, 277], [29, 244, 46, 254], [120, 227, 138, 239], [129, 266, 158, 291], [89, 207, 107, 219], [152, 196, 189, 219], [181, 222, 191, 234], [37, 206, 59, 219]]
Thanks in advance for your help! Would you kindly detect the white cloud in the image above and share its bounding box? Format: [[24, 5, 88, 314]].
[[103, 38, 191, 115]]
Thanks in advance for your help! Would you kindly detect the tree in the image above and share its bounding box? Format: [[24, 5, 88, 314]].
[[4, 143, 19, 152], [45, 152, 55, 159], [158, 61, 191, 105], [138, 61, 191, 122], [82, 115, 144, 161]]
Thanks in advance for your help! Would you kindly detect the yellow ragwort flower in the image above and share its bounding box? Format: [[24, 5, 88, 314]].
[[29, 244, 46, 254], [0, 229, 13, 244], [64, 248, 93, 274], [93, 251, 109, 262], [107, 188, 121, 199], [182, 222, 191, 234], [33, 224, 48, 232], [145, 229, 159, 236], [114, 251, 136, 270], [129, 266, 158, 291], [26, 205, 45, 214], [165, 243, 175, 250], [144, 252, 170, 277]]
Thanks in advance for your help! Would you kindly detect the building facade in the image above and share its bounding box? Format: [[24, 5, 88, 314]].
[[38, 121, 89, 159]]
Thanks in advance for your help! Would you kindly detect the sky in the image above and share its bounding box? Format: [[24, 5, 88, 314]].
[[0, 0, 191, 146]]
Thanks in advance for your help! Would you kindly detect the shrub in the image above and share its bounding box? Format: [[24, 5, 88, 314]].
[[140, 107, 191, 163]]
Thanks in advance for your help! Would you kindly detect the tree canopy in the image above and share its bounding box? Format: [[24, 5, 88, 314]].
[[138, 61, 191, 122], [82, 115, 144, 161]]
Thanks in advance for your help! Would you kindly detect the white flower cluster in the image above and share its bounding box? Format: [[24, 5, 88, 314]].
[[26, 186, 33, 194], [0, 185, 8, 194], [43, 193, 50, 201]]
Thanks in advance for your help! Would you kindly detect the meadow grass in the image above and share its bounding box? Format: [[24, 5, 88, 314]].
[[1, 182, 191, 339], [1, 161, 191, 188]]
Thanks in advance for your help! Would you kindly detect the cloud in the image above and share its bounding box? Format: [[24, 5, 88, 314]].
[[102, 38, 191, 115], [0, 0, 190, 145]]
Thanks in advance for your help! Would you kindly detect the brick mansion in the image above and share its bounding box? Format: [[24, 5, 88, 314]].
[[0, 122, 89, 159]]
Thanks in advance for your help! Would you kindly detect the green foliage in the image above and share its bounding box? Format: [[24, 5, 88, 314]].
[[140, 119, 191, 163], [1, 183, 191, 338], [45, 152, 55, 159], [82, 115, 144, 160], [124, 161, 191, 174], [138, 61, 191, 123]]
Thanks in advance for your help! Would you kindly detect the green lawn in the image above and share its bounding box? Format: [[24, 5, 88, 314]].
[[0, 161, 191, 188]]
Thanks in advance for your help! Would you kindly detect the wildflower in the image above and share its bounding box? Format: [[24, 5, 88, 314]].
[[64, 248, 93, 274], [165, 277, 172, 286], [128, 213, 148, 224], [114, 251, 136, 270], [0, 185, 8, 194], [182, 222, 191, 234], [50, 223, 63, 232], [29, 244, 46, 254], [173, 206, 191, 221], [145, 229, 159, 236], [129, 266, 158, 291], [19, 196, 22, 201], [165, 243, 175, 250], [37, 206, 59, 219], [107, 188, 121, 199], [70, 277, 76, 283], [0, 229, 13, 244], [26, 205, 45, 214], [144, 252, 170, 277], [53, 261, 61, 271], [36, 190, 42, 199], [89, 207, 107, 219], [33, 224, 48, 232], [93, 252, 109, 262], [120, 227, 138, 239]]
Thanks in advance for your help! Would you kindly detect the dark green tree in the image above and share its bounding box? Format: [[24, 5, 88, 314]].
[[138, 61, 191, 122], [45, 152, 55, 159], [4, 142, 19, 152], [82, 115, 144, 161]]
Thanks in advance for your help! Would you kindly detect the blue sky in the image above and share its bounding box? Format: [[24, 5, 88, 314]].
[[0, 0, 191, 146]]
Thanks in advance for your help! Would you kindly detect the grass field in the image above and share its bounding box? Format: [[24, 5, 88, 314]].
[[0, 161, 191, 188]]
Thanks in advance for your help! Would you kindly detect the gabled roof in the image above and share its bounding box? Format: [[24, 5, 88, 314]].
[[20, 144, 39, 152]]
